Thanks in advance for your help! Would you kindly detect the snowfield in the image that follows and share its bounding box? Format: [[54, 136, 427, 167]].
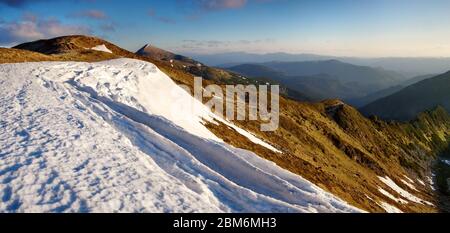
[[0, 58, 360, 213]]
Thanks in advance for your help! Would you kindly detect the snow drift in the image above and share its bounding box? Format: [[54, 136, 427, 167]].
[[0, 58, 360, 213], [90, 44, 113, 54]]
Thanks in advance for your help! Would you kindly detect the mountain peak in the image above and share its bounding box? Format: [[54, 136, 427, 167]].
[[136, 43, 174, 57], [141, 43, 154, 50], [13, 35, 120, 55]]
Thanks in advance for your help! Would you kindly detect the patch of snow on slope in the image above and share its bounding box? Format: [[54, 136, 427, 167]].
[[379, 202, 403, 213], [427, 176, 435, 191], [400, 178, 418, 191], [378, 176, 432, 206], [0, 59, 359, 213], [214, 117, 282, 153], [91, 44, 112, 53], [403, 175, 415, 184], [365, 194, 403, 213], [441, 159, 450, 166], [417, 179, 425, 186], [378, 188, 408, 204]]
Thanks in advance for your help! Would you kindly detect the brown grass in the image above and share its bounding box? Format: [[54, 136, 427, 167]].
[[206, 93, 447, 212], [0, 48, 57, 63]]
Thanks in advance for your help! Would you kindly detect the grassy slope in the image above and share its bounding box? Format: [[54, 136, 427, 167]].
[[0, 48, 57, 63], [207, 97, 449, 212], [4, 35, 450, 212]]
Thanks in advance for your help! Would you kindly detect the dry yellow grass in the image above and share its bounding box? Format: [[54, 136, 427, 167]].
[[0, 48, 57, 63]]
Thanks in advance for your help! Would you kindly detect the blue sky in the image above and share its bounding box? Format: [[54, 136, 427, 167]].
[[1, 0, 450, 57]]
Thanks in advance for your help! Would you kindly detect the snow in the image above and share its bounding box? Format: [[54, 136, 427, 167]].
[[441, 159, 450, 166], [378, 188, 408, 204], [73, 58, 280, 153], [0, 58, 360, 213], [403, 175, 415, 184], [417, 179, 425, 186], [365, 195, 374, 201], [400, 180, 417, 191], [378, 176, 433, 206], [400, 175, 418, 191], [214, 117, 282, 153], [75, 58, 219, 140], [90, 44, 112, 54], [379, 202, 403, 213], [427, 176, 435, 191]]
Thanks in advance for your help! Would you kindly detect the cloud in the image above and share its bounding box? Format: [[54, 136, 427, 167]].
[[22, 12, 38, 22], [147, 8, 157, 17], [199, 0, 247, 10], [0, 0, 44, 7], [178, 0, 274, 20], [181, 0, 274, 12], [157, 17, 176, 24], [0, 0, 97, 8], [147, 8, 176, 24], [70, 10, 107, 20], [0, 14, 91, 45], [99, 22, 116, 32], [178, 38, 276, 53], [176, 0, 247, 14]]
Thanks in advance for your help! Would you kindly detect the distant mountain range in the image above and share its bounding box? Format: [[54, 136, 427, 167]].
[[360, 71, 450, 121], [188, 52, 330, 67], [225, 60, 405, 101], [349, 74, 436, 107], [188, 52, 450, 77], [348, 85, 405, 107], [261, 60, 403, 86]]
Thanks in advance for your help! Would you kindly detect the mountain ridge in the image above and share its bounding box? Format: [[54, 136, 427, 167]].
[[361, 71, 450, 121], [225, 60, 405, 101], [189, 51, 450, 76], [3, 35, 450, 212]]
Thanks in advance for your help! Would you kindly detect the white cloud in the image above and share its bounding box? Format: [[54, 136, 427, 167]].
[[70, 10, 108, 20], [0, 16, 91, 45]]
